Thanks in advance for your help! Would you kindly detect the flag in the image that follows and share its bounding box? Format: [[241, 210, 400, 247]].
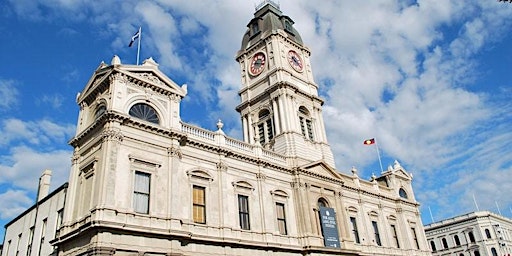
[[363, 138, 375, 145], [129, 29, 140, 47]]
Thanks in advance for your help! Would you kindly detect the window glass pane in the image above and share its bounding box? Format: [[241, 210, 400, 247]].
[[129, 103, 159, 124], [372, 221, 381, 246], [133, 172, 150, 214], [350, 217, 360, 243], [238, 195, 250, 230], [276, 203, 287, 235]]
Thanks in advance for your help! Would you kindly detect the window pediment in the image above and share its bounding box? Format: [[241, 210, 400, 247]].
[[187, 169, 213, 182], [271, 189, 288, 198], [232, 180, 254, 191]]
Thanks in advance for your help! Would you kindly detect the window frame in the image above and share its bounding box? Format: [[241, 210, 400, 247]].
[[129, 102, 160, 124], [257, 109, 274, 145], [350, 216, 360, 244], [276, 202, 288, 235], [372, 220, 382, 246], [298, 106, 314, 140], [133, 171, 151, 214], [238, 194, 251, 230], [192, 185, 206, 224]]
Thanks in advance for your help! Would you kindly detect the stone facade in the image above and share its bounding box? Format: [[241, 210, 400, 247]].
[[424, 211, 512, 256], [1, 2, 431, 256]]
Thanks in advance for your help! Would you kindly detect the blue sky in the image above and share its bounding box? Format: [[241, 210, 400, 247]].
[[1, 0, 512, 241]]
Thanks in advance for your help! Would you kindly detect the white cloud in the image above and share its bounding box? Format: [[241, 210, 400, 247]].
[[0, 189, 33, 219], [0, 79, 19, 111], [0, 118, 75, 146], [4, 0, 512, 223], [0, 146, 72, 191]]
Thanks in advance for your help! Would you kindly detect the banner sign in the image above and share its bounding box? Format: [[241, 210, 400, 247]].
[[319, 206, 340, 248]]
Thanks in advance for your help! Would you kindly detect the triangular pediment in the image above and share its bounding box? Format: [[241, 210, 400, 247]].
[[299, 161, 342, 181], [78, 56, 186, 105]]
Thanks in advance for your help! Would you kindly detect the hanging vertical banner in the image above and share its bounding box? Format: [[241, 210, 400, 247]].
[[319, 206, 341, 248]]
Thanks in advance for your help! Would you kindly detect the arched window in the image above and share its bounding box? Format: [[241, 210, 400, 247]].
[[468, 231, 476, 243], [94, 105, 106, 120], [298, 106, 314, 140], [257, 109, 274, 145], [474, 250, 480, 256], [485, 228, 491, 239], [129, 103, 159, 124], [491, 247, 498, 256], [430, 240, 437, 252], [454, 234, 461, 246], [442, 237, 449, 249], [318, 198, 328, 208], [398, 188, 408, 199]]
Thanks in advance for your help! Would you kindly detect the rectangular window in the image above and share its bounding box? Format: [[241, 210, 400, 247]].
[[37, 218, 47, 256], [306, 119, 313, 140], [193, 186, 206, 224], [16, 233, 22, 256], [258, 123, 265, 144], [27, 227, 34, 256], [350, 217, 360, 243], [238, 195, 250, 230], [411, 227, 420, 249], [133, 171, 150, 214], [391, 224, 400, 248], [266, 119, 274, 140], [276, 203, 287, 235], [372, 221, 381, 246], [299, 117, 306, 136]]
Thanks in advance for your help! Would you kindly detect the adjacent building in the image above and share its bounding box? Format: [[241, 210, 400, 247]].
[[2, 1, 431, 255], [424, 211, 512, 256]]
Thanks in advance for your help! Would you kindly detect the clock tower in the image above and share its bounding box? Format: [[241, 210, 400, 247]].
[[236, 0, 335, 167]]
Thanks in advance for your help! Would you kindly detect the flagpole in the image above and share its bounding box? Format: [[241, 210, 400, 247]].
[[136, 27, 141, 65], [472, 194, 480, 211], [495, 201, 502, 215], [374, 138, 384, 173], [428, 206, 435, 223]]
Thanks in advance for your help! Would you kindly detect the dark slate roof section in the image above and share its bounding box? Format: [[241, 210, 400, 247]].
[[240, 2, 303, 52]]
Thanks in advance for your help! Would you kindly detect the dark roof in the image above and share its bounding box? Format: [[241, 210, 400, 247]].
[[239, 2, 303, 52]]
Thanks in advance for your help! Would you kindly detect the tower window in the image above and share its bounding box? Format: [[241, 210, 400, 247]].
[[94, 105, 106, 120], [454, 234, 461, 246], [251, 22, 259, 36], [399, 188, 408, 199], [485, 228, 491, 239], [298, 106, 314, 140], [442, 237, 449, 249], [129, 103, 159, 124], [257, 109, 274, 145]]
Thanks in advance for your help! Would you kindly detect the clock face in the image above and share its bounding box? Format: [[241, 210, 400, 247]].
[[250, 52, 266, 76], [287, 50, 303, 72]]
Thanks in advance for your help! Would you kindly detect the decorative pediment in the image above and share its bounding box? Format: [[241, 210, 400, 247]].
[[270, 189, 289, 198], [187, 169, 213, 182], [299, 160, 342, 181], [232, 180, 254, 191], [77, 56, 187, 106]]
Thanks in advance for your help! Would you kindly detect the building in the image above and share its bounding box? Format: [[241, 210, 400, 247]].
[[424, 211, 512, 256], [2, 1, 431, 255], [1, 171, 67, 256]]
